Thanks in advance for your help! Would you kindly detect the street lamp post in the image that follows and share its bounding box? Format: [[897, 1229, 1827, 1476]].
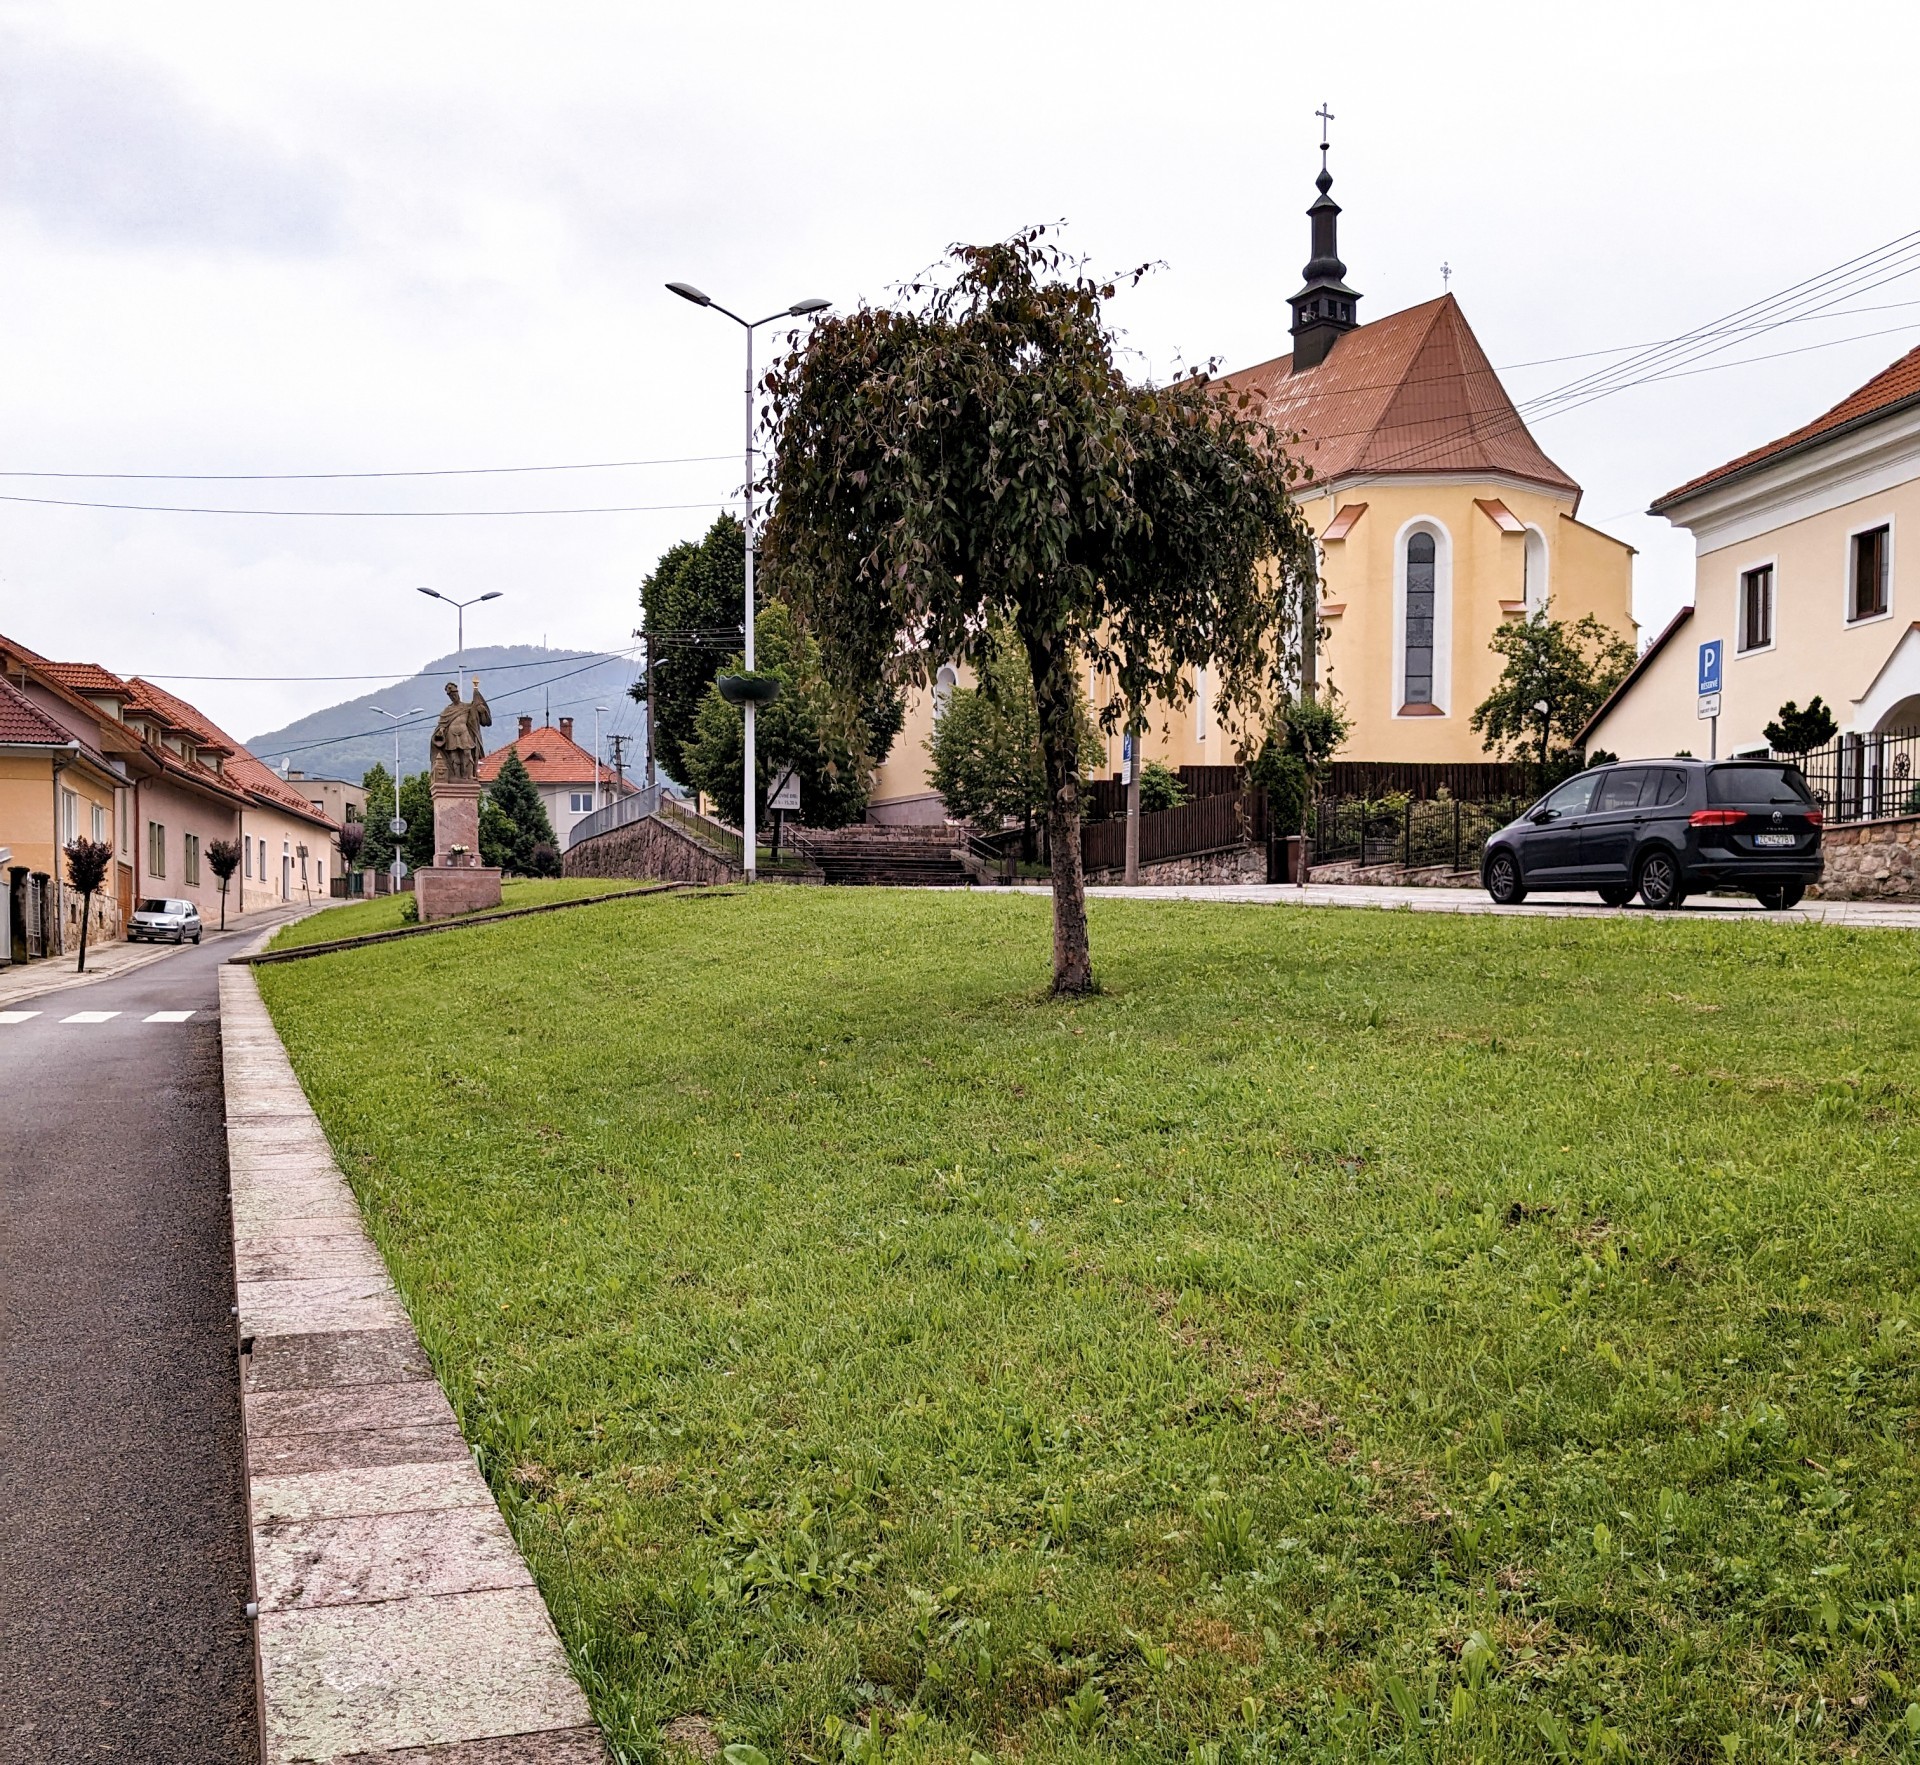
[[416, 587, 503, 684], [372, 705, 420, 889], [666, 282, 829, 880], [593, 705, 608, 809]]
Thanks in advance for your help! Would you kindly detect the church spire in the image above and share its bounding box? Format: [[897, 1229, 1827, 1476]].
[[1289, 106, 1361, 373]]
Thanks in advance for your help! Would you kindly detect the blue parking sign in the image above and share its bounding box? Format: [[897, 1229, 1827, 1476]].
[[1697, 639, 1723, 697]]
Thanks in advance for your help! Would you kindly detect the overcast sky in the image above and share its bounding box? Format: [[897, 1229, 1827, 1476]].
[[3, 0, 1917, 747]]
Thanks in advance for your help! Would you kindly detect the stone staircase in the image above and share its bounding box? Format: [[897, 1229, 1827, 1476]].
[[791, 827, 969, 887]]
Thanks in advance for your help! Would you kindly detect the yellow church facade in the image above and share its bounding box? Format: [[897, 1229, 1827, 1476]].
[[867, 157, 1635, 821]]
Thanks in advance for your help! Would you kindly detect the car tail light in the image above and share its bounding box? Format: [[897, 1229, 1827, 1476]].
[[1806, 808, 1823, 826], [1690, 809, 1743, 828]]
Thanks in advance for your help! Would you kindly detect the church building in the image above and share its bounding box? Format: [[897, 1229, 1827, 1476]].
[[866, 145, 1637, 821]]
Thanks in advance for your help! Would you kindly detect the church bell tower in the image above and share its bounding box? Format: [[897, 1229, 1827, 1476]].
[[1289, 110, 1361, 372]]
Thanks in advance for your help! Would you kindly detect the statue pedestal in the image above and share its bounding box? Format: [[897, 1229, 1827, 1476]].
[[414, 778, 502, 921]]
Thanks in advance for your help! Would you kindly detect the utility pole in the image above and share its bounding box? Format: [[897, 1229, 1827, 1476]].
[[607, 733, 630, 789], [642, 630, 657, 790]]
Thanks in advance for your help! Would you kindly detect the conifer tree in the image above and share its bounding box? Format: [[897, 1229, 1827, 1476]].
[[483, 751, 556, 874], [360, 764, 396, 872]]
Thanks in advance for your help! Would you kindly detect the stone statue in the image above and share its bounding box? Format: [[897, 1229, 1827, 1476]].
[[429, 679, 490, 783]]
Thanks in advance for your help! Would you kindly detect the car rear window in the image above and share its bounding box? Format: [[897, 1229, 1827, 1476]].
[[1706, 764, 1814, 806]]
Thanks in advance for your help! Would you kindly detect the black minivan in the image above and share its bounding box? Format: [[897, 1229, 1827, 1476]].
[[1482, 758, 1824, 910]]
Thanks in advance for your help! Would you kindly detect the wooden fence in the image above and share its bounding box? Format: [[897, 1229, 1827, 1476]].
[[1082, 787, 1268, 871]]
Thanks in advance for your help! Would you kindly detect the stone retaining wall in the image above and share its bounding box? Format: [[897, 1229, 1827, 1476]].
[[564, 814, 739, 886], [1814, 814, 1920, 900], [1086, 844, 1268, 886], [1306, 860, 1479, 889]]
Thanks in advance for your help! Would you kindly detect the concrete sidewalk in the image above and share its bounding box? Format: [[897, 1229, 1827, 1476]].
[[1054, 880, 1920, 928]]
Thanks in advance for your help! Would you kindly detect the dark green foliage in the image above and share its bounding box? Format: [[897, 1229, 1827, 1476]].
[[481, 751, 558, 876], [62, 835, 114, 971], [1764, 697, 1839, 755], [634, 515, 746, 789], [398, 774, 435, 871], [360, 764, 396, 873], [335, 821, 364, 870], [206, 835, 243, 930], [1135, 761, 1187, 814], [528, 841, 562, 879], [1254, 692, 1353, 836], [1585, 748, 1620, 769], [683, 603, 880, 831], [761, 226, 1318, 993], [925, 629, 1095, 828], [1471, 609, 1637, 785]]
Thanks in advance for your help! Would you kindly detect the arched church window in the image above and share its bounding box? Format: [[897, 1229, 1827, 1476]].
[[933, 663, 958, 720], [1405, 531, 1437, 705], [1522, 527, 1549, 614]]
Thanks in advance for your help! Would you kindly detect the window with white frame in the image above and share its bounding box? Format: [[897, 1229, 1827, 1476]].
[[1404, 531, 1438, 705], [1739, 563, 1775, 652], [1851, 525, 1891, 622], [91, 802, 106, 843], [569, 791, 594, 813], [60, 787, 78, 846], [1522, 528, 1549, 614], [148, 820, 166, 877], [244, 837, 253, 879]]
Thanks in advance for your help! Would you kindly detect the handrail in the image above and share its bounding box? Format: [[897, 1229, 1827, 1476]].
[[566, 784, 671, 849], [656, 796, 744, 866]]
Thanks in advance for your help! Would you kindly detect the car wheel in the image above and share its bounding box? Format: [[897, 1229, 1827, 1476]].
[[1636, 849, 1686, 910], [175, 929, 186, 943], [1485, 849, 1527, 905], [1598, 883, 1633, 907], [192, 930, 202, 944], [1755, 882, 1805, 911]]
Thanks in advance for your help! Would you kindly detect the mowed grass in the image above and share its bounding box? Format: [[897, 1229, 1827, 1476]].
[[257, 890, 1920, 1764], [269, 877, 630, 949]]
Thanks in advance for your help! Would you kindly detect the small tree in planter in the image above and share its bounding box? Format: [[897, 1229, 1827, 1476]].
[[206, 837, 242, 929], [62, 837, 114, 972], [336, 819, 365, 891], [1764, 697, 1838, 756]]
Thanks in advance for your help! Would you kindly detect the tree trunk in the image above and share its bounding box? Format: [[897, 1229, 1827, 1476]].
[[1023, 623, 1094, 996], [75, 892, 91, 973], [220, 880, 228, 931]]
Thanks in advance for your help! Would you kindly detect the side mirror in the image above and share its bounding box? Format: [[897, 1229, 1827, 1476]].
[[1530, 808, 1557, 825]]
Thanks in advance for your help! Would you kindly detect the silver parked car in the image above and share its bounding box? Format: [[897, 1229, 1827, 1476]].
[[128, 897, 202, 944]]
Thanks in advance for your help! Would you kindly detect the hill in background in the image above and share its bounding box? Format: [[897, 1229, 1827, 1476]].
[[244, 645, 647, 784]]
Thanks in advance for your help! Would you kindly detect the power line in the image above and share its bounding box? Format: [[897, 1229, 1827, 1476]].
[[0, 492, 742, 517], [141, 645, 639, 682], [0, 453, 738, 483]]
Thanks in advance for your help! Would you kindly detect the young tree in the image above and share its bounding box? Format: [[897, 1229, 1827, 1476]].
[[925, 627, 1096, 842], [481, 751, 556, 874], [633, 514, 748, 788], [1136, 762, 1188, 814], [398, 773, 436, 871], [1764, 697, 1838, 755], [683, 601, 887, 832], [63, 837, 114, 973], [336, 819, 365, 878], [762, 229, 1316, 994], [206, 837, 242, 929], [360, 764, 396, 873], [1470, 608, 1636, 786]]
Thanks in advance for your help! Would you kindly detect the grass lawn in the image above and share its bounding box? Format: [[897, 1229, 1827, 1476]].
[[268, 877, 631, 950], [257, 890, 1920, 1763]]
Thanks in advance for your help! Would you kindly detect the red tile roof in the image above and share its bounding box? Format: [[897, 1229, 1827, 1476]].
[[40, 661, 131, 697], [1654, 341, 1920, 511], [128, 677, 337, 828], [1218, 294, 1579, 498], [0, 674, 79, 746], [476, 724, 632, 789]]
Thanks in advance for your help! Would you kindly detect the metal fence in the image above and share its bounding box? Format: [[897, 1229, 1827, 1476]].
[[1310, 795, 1527, 873], [1781, 727, 1920, 825], [566, 783, 673, 850], [656, 796, 744, 866]]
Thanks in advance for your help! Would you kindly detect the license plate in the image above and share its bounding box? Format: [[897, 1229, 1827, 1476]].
[[1754, 832, 1797, 847]]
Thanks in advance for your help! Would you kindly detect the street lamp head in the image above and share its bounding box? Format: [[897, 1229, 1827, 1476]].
[[478, 592, 503, 603], [787, 298, 831, 317], [416, 586, 443, 602], [667, 282, 712, 307]]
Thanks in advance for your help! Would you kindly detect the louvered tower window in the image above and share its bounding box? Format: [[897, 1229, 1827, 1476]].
[[1405, 531, 1437, 704]]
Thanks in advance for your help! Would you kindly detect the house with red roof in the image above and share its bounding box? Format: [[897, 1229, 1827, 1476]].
[[1587, 342, 1920, 772], [476, 714, 632, 849], [867, 145, 1637, 820]]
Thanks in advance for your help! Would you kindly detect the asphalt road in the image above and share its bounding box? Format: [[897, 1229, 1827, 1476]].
[[0, 928, 278, 1765]]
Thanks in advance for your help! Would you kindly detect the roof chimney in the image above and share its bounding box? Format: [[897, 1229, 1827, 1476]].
[[517, 714, 533, 738], [558, 716, 574, 742]]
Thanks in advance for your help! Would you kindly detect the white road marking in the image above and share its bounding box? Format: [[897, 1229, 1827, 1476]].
[[61, 1011, 120, 1024], [144, 1010, 195, 1023], [0, 1011, 41, 1024]]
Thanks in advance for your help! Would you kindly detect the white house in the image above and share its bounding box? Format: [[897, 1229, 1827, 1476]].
[[476, 716, 631, 848]]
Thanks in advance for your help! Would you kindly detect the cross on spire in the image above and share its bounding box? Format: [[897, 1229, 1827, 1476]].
[[1441, 261, 1452, 290], [1315, 102, 1335, 170]]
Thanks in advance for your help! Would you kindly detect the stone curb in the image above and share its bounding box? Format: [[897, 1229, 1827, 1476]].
[[220, 962, 606, 1764], [235, 883, 690, 966]]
